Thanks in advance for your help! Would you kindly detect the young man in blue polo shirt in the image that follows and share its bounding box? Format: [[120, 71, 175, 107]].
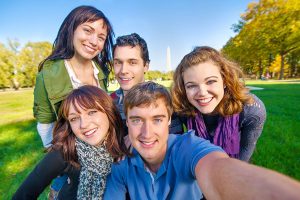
[[110, 33, 183, 134], [104, 81, 300, 199]]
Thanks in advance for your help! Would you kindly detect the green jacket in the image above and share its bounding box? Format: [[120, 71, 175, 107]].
[[33, 59, 108, 123]]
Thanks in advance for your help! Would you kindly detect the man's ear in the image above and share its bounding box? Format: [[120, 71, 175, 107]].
[[144, 62, 149, 73], [168, 118, 171, 126], [126, 119, 129, 127]]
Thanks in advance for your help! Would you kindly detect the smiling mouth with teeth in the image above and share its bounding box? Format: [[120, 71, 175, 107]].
[[84, 128, 97, 137], [120, 77, 133, 81], [140, 140, 156, 147], [84, 45, 97, 53], [197, 97, 213, 105]]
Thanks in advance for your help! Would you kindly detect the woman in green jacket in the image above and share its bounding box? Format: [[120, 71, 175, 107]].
[[33, 6, 114, 198], [34, 5, 114, 148]]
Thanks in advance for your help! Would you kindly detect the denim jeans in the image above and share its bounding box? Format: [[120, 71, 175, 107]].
[[50, 175, 68, 198]]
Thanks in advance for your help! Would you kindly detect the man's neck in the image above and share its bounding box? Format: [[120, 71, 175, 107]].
[[145, 162, 162, 174], [143, 145, 167, 173], [123, 89, 128, 96]]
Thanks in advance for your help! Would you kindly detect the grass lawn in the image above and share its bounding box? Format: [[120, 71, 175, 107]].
[[0, 80, 299, 199], [246, 80, 300, 179]]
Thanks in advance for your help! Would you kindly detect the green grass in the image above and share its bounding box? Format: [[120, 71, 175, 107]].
[[0, 80, 299, 199], [0, 89, 34, 126], [0, 90, 49, 199], [246, 81, 300, 179]]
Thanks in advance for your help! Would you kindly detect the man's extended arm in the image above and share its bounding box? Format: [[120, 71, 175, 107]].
[[196, 152, 300, 200]]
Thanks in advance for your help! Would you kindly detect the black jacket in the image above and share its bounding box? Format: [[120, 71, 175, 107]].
[[13, 150, 80, 200]]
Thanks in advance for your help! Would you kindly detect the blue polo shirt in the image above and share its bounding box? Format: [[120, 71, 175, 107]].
[[104, 130, 224, 200]]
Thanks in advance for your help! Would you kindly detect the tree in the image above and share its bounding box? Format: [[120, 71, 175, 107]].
[[223, 0, 300, 79], [145, 70, 162, 80], [0, 43, 13, 89], [18, 41, 52, 87], [286, 48, 300, 77], [7, 39, 22, 89], [269, 54, 289, 78]]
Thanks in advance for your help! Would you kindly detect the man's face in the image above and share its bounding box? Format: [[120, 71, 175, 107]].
[[126, 99, 170, 171], [113, 46, 149, 94]]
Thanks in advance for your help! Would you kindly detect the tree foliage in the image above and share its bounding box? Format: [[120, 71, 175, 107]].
[[18, 42, 52, 87], [0, 43, 13, 89], [145, 70, 174, 81], [222, 0, 300, 79], [0, 40, 52, 89]]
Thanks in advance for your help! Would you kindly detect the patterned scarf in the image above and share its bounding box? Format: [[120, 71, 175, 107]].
[[75, 138, 113, 200], [187, 112, 240, 158]]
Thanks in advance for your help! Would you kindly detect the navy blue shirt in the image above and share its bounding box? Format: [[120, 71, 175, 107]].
[[104, 131, 224, 200]]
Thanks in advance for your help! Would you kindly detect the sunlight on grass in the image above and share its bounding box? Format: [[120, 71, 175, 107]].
[[5, 150, 43, 175], [0, 89, 34, 126]]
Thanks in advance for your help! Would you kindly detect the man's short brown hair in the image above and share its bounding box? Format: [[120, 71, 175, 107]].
[[124, 81, 173, 118]]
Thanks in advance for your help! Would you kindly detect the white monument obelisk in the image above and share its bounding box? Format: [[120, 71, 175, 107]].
[[166, 46, 171, 71]]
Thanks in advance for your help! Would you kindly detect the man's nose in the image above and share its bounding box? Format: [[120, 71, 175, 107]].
[[120, 63, 129, 74], [141, 121, 152, 138]]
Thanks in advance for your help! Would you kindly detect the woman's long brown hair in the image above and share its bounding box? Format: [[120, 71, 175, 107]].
[[49, 85, 128, 167]]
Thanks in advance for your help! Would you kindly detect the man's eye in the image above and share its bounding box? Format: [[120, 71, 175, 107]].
[[131, 119, 142, 125], [130, 61, 137, 65], [154, 118, 162, 124], [114, 60, 121, 65]]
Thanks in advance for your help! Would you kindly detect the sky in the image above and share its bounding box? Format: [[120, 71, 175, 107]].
[[0, 0, 254, 71]]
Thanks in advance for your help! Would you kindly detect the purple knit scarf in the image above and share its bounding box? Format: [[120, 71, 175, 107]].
[[187, 112, 240, 158]]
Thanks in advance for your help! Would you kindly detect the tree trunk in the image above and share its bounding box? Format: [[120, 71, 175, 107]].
[[279, 53, 285, 80], [258, 59, 262, 79]]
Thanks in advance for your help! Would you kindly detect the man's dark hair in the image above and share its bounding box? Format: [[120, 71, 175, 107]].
[[113, 33, 150, 65]]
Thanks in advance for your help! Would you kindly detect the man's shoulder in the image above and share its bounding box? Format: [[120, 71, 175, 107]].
[[168, 130, 223, 154], [168, 130, 198, 143], [111, 154, 135, 169]]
